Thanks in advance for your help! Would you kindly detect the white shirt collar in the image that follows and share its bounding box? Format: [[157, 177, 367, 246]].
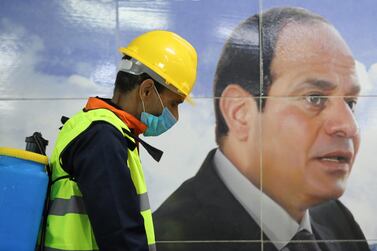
[[214, 148, 312, 250]]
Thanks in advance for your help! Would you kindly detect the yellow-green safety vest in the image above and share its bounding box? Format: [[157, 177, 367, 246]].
[[44, 108, 156, 251]]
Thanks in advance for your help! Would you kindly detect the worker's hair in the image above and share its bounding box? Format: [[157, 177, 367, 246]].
[[114, 55, 165, 94], [213, 7, 329, 145]]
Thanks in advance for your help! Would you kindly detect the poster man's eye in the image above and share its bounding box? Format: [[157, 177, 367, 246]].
[[305, 94, 328, 108], [346, 99, 358, 112]]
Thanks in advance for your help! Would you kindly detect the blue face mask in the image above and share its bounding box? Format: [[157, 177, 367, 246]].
[[140, 85, 177, 136]]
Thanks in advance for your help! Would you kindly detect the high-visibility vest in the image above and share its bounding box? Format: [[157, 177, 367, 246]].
[[44, 108, 156, 251]]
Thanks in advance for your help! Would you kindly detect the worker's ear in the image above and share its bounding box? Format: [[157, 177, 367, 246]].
[[139, 79, 156, 99], [219, 84, 257, 141]]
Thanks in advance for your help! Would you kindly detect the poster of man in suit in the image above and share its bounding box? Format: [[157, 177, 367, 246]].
[[154, 6, 371, 251]]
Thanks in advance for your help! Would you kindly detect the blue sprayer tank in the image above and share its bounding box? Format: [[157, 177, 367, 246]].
[[0, 147, 49, 251]]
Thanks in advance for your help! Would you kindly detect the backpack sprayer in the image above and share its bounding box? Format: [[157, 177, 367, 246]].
[[0, 132, 50, 251]]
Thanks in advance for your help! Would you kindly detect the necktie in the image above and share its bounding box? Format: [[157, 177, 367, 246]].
[[285, 230, 322, 251]]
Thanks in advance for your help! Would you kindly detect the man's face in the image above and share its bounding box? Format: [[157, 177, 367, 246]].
[[146, 83, 184, 120], [260, 22, 361, 209]]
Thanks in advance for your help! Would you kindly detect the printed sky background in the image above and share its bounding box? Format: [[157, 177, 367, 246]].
[[1, 0, 377, 241]]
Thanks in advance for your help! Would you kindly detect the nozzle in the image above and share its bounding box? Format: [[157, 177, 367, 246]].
[[25, 132, 49, 155]]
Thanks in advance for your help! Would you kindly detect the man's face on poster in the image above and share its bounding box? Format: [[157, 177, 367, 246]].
[[259, 22, 361, 209]]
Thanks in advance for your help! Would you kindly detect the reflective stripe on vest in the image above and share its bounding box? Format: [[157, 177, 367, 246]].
[[45, 108, 155, 251], [43, 244, 157, 251], [49, 192, 151, 215]]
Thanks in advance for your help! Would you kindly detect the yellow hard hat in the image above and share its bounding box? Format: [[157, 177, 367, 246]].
[[119, 30, 198, 98]]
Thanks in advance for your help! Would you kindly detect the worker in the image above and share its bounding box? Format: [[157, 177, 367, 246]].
[[43, 30, 198, 251]]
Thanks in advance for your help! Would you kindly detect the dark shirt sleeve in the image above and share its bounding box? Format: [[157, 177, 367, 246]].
[[61, 121, 148, 251]]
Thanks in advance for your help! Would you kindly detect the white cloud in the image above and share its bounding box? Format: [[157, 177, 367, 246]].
[[216, 22, 234, 40], [118, 3, 170, 31], [0, 20, 112, 150], [57, 0, 170, 32], [0, 101, 14, 113], [58, 0, 116, 31], [368, 63, 377, 91], [68, 74, 99, 89], [342, 125, 377, 239], [356, 60, 373, 95], [91, 61, 117, 87], [0, 19, 112, 99], [342, 61, 377, 239], [0, 18, 43, 87]]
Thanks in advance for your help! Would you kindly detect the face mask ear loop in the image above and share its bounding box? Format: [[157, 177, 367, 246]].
[[139, 90, 146, 113], [153, 84, 165, 109]]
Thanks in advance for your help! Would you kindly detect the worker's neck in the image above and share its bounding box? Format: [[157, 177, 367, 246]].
[[111, 90, 140, 119]]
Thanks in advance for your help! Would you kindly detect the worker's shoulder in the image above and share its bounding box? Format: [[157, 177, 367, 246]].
[[79, 121, 124, 141], [62, 121, 126, 156], [63, 110, 124, 138]]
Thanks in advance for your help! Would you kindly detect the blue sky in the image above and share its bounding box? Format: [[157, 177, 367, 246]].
[[1, 0, 375, 97]]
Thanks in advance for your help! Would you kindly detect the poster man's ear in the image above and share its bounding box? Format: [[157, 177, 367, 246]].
[[219, 84, 257, 141]]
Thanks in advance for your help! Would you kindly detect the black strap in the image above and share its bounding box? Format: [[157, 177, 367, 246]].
[[39, 174, 74, 251], [32, 134, 49, 251], [122, 129, 163, 162], [59, 116, 70, 130], [124, 136, 137, 151], [61, 116, 70, 125], [51, 175, 75, 185]]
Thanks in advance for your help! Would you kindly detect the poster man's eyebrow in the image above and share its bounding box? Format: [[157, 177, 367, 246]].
[[348, 84, 361, 96], [299, 79, 337, 91], [293, 79, 360, 95]]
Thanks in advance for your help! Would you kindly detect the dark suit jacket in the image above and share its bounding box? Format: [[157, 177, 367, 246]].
[[153, 149, 370, 251]]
